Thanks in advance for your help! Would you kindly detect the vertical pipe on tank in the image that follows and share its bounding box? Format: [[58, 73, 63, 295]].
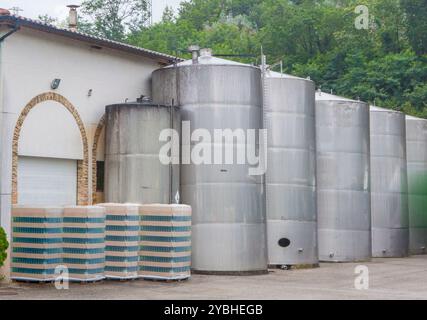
[[169, 104, 173, 204]]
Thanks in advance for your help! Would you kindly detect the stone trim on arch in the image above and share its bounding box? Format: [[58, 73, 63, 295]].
[[91, 114, 106, 204], [12, 92, 90, 206]]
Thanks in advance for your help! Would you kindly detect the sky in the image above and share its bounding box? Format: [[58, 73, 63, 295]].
[[1, 0, 184, 23]]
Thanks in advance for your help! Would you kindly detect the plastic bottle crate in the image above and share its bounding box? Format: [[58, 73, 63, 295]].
[[11, 206, 63, 282], [139, 204, 192, 280], [99, 203, 140, 280], [62, 206, 106, 282]]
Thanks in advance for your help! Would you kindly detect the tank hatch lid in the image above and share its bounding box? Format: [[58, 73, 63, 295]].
[[265, 70, 311, 81], [370, 105, 404, 114], [315, 91, 360, 103]]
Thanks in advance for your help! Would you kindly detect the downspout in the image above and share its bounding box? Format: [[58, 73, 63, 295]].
[[0, 19, 20, 230], [0, 23, 20, 43]]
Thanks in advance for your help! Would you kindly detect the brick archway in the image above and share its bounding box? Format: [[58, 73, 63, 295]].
[[12, 92, 89, 205], [91, 114, 106, 204]]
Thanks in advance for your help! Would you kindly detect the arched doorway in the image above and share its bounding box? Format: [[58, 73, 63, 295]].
[[12, 92, 89, 206]]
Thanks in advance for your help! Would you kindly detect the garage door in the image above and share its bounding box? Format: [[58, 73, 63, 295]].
[[17, 156, 77, 206]]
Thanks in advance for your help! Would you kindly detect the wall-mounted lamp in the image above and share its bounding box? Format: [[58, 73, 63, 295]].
[[51, 78, 61, 90], [88, 89, 93, 97]]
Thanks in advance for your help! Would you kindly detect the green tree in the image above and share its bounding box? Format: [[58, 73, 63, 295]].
[[401, 0, 427, 55], [80, 0, 152, 41], [199, 19, 258, 62], [179, 0, 230, 30], [162, 6, 176, 23], [127, 0, 427, 118], [0, 227, 8, 269]]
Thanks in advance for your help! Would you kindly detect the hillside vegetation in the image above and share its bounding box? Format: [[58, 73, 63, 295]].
[[126, 0, 426, 117]]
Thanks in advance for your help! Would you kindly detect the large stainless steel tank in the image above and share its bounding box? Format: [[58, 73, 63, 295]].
[[152, 49, 267, 274], [315, 92, 371, 262], [370, 106, 408, 257], [406, 115, 427, 255], [104, 102, 180, 204], [264, 71, 318, 267]]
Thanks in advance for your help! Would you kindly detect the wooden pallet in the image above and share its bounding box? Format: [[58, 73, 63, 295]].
[[142, 277, 189, 283]]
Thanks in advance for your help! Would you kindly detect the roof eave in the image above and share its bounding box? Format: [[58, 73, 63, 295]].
[[0, 15, 181, 65]]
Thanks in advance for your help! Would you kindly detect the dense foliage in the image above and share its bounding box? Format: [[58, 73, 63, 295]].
[[80, 0, 152, 41], [126, 0, 427, 117], [0, 227, 8, 269]]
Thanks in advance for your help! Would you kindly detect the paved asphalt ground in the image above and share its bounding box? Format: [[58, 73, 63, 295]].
[[0, 255, 426, 300]]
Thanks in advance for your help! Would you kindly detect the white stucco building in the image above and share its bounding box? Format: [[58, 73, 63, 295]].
[[0, 9, 177, 240]]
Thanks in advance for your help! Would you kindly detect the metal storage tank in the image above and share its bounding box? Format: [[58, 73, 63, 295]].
[[104, 101, 180, 204], [370, 106, 409, 257], [406, 115, 427, 255], [315, 91, 371, 262], [264, 70, 318, 267], [152, 48, 267, 274]]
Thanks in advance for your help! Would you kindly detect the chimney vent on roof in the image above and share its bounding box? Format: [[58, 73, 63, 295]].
[[0, 8, 11, 16], [67, 5, 80, 32], [188, 45, 200, 64]]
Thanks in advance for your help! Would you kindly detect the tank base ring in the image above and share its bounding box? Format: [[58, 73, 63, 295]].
[[268, 264, 319, 270], [191, 269, 269, 276]]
